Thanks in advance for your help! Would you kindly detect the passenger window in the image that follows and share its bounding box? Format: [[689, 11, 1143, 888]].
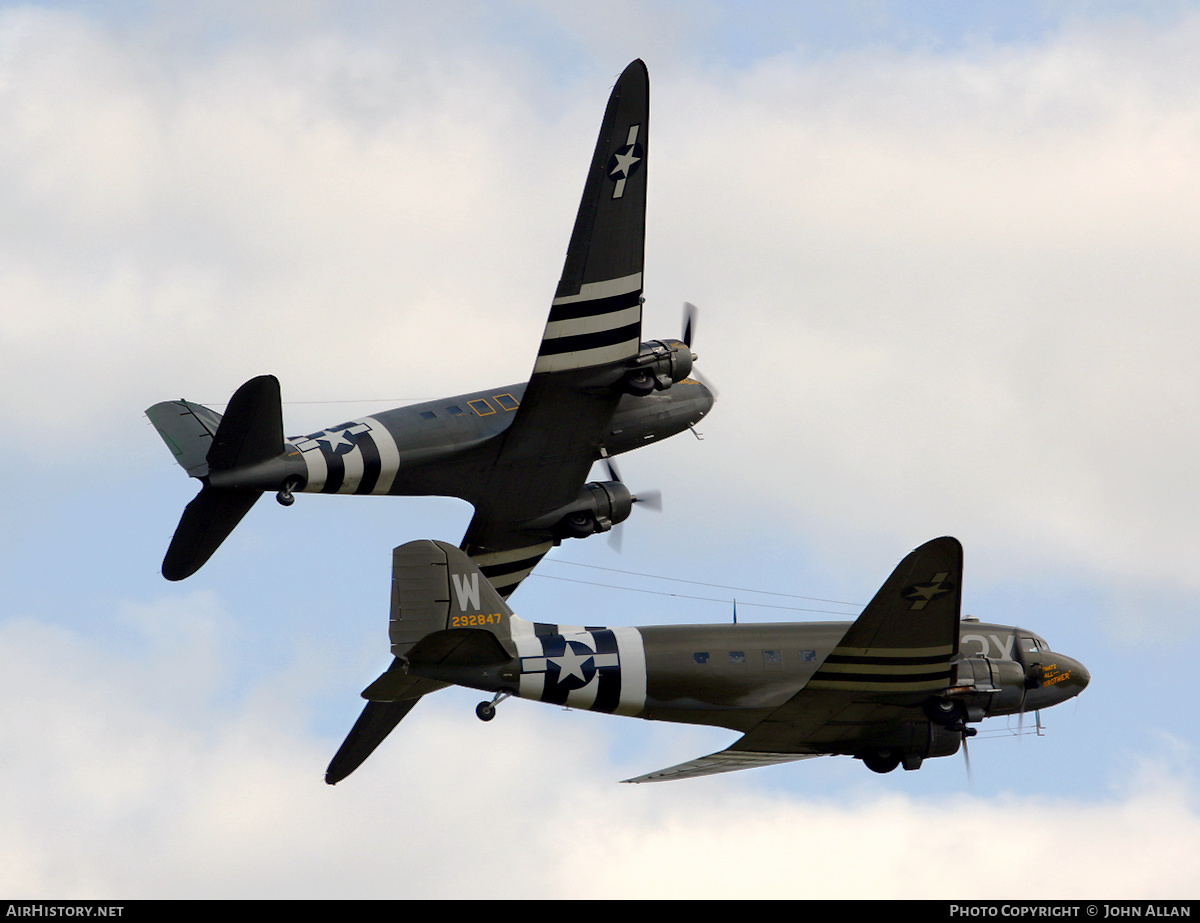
[[494, 393, 520, 411], [468, 399, 495, 416]]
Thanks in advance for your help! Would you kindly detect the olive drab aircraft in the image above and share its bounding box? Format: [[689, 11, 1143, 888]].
[[325, 536, 1089, 784], [146, 60, 713, 594]]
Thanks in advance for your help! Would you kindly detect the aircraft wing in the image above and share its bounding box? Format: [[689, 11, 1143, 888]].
[[623, 750, 823, 784], [459, 60, 650, 598], [625, 537, 964, 782]]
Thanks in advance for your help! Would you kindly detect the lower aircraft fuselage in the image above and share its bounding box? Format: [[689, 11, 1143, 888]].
[[409, 616, 1090, 743]]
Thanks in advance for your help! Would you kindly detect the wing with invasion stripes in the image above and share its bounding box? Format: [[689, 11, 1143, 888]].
[[625, 537, 964, 782], [459, 61, 650, 597]]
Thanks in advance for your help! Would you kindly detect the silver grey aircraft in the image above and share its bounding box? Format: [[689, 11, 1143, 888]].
[[326, 536, 1089, 783], [147, 60, 713, 595]]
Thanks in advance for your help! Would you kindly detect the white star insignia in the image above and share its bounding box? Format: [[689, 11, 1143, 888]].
[[609, 146, 640, 179], [550, 642, 593, 684]]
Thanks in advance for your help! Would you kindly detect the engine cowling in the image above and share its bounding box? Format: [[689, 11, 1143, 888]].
[[519, 481, 634, 540], [620, 339, 694, 396], [948, 655, 1027, 720]]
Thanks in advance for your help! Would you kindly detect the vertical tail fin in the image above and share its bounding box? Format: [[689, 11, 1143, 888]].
[[389, 539, 516, 655]]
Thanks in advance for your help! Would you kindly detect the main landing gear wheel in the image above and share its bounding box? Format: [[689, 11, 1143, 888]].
[[862, 749, 901, 774], [561, 511, 597, 539], [925, 697, 964, 727], [622, 369, 655, 396]]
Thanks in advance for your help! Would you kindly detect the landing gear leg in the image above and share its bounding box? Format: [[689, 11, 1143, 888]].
[[476, 692, 511, 722]]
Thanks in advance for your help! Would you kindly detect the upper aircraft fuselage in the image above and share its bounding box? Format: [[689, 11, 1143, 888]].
[[206, 375, 714, 503]]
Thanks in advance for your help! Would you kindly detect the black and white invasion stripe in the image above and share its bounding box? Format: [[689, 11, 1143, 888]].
[[805, 643, 956, 693], [468, 543, 554, 600], [534, 272, 642, 374], [288, 416, 401, 495]]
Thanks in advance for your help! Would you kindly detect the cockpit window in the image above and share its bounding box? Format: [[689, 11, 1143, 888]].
[[1019, 636, 1044, 654]]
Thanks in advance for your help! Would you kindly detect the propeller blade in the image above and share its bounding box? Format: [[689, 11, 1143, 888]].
[[604, 456, 622, 484], [682, 301, 698, 348], [632, 489, 662, 511]]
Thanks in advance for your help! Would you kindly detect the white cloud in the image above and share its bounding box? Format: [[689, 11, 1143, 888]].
[[2, 1, 1197, 900], [0, 607, 1194, 898], [6, 2, 1199, 617]]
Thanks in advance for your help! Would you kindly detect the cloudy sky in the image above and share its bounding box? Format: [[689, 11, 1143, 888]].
[[1, 0, 1198, 899]]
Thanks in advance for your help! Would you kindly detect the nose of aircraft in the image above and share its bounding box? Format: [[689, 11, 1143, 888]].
[[1025, 653, 1089, 711]]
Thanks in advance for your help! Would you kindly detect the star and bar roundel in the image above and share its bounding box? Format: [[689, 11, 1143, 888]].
[[288, 418, 401, 495], [607, 124, 643, 199], [512, 621, 646, 715]]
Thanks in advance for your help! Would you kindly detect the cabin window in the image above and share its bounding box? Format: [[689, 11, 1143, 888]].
[[468, 399, 496, 416], [693, 652, 709, 665], [419, 411, 436, 420], [446, 405, 465, 415], [494, 393, 520, 411], [763, 650, 781, 665], [728, 651, 745, 664]]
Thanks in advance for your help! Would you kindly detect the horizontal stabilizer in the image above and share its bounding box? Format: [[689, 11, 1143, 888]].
[[156, 375, 286, 581], [161, 485, 260, 581], [145, 400, 223, 477], [326, 697, 423, 785], [623, 748, 822, 784], [406, 628, 512, 667], [361, 657, 448, 703]]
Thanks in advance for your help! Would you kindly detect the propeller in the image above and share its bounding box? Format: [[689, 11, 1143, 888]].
[[682, 301, 697, 349], [681, 302, 718, 400], [603, 456, 661, 552]]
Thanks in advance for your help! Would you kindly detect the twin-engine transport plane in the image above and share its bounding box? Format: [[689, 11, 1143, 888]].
[[326, 536, 1089, 783], [146, 60, 713, 595]]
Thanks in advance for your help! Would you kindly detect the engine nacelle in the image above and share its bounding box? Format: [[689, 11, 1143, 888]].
[[620, 339, 694, 396], [519, 481, 634, 540], [857, 719, 963, 773], [949, 655, 1027, 719]]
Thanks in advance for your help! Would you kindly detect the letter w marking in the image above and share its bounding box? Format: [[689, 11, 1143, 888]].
[[451, 572, 480, 611]]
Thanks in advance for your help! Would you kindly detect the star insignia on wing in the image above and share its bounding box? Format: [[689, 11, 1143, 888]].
[[901, 572, 953, 610]]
